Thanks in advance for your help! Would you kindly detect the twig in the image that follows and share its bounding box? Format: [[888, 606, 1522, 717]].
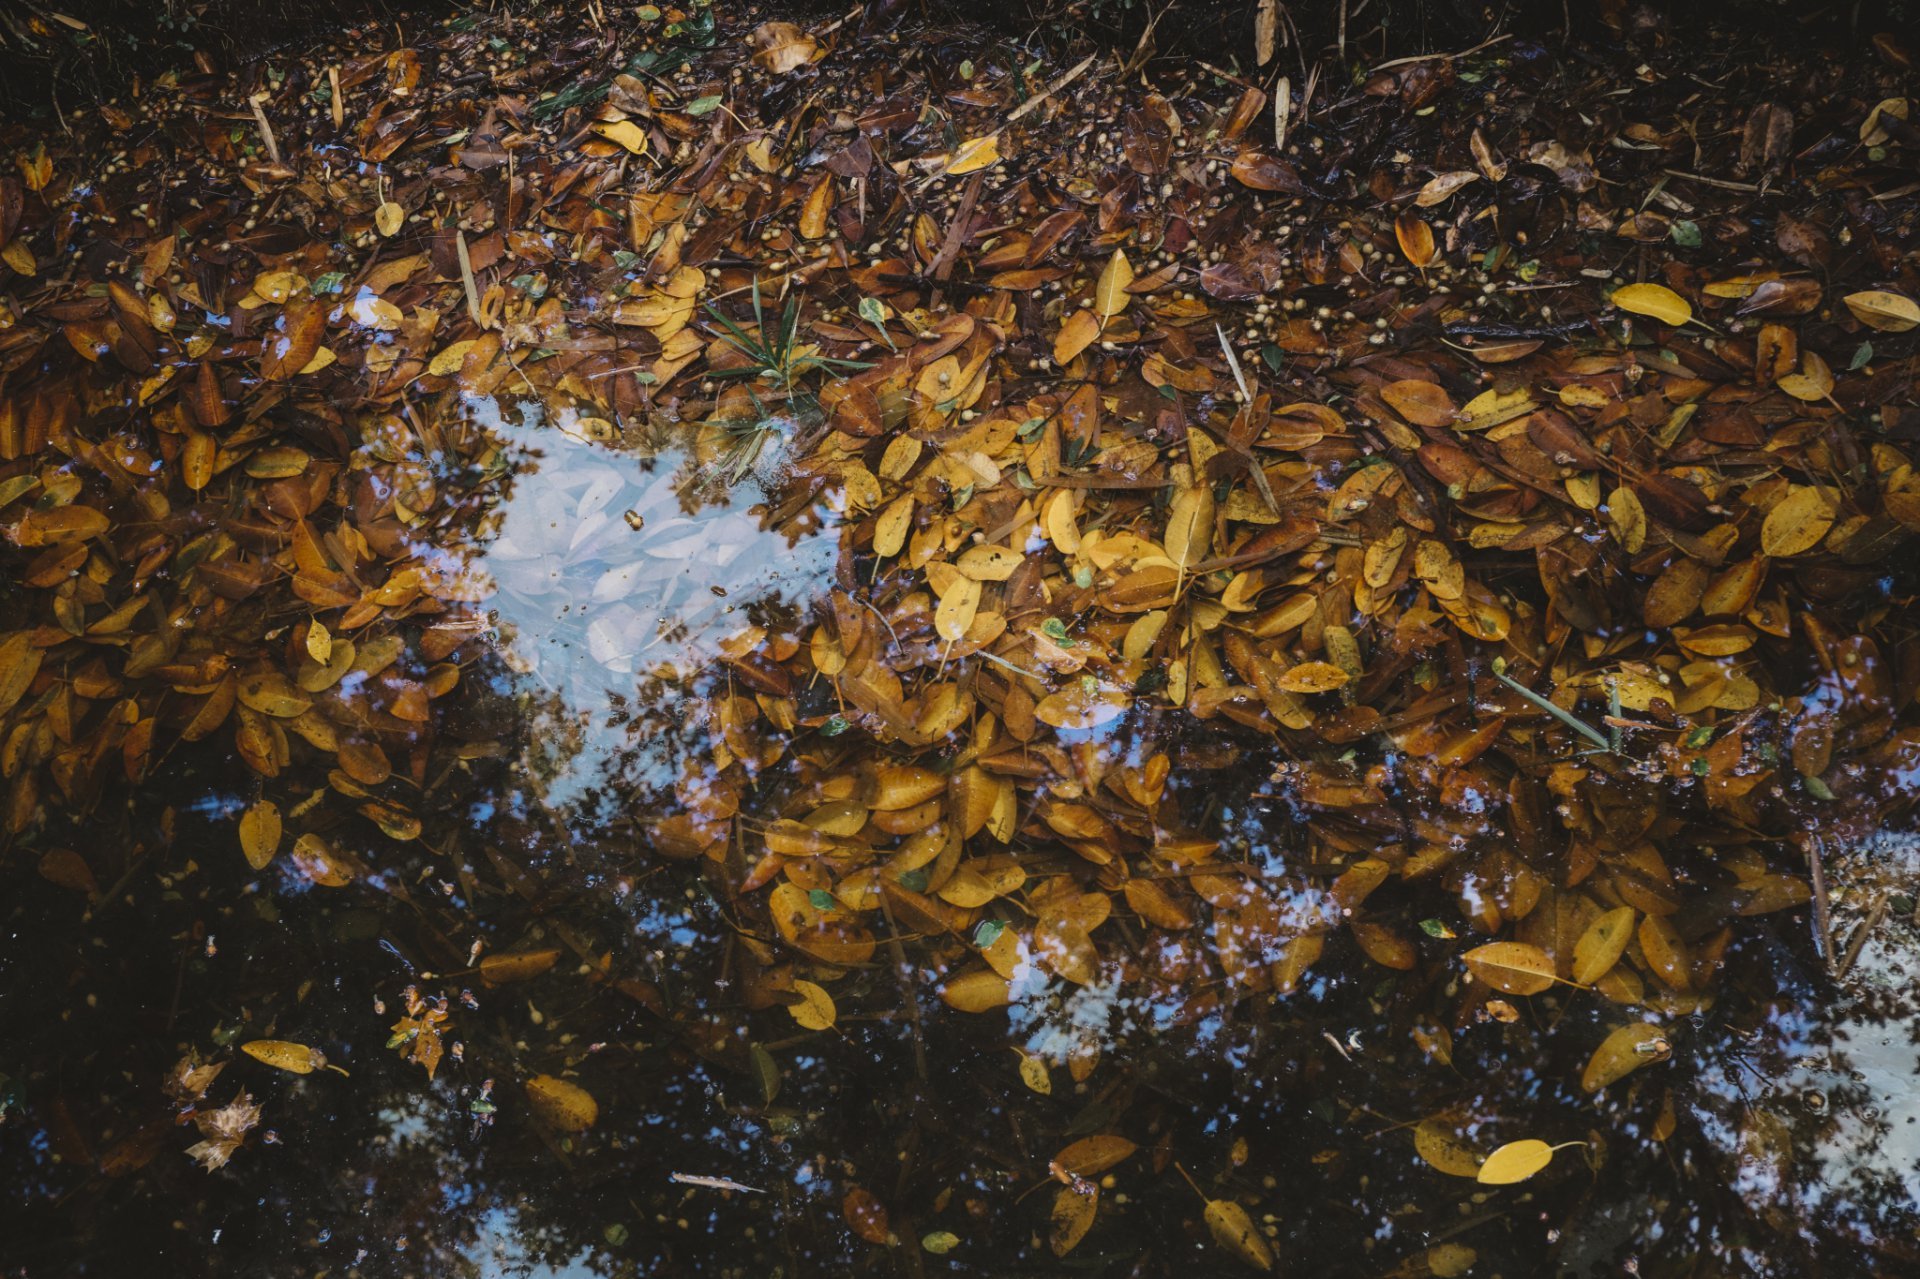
[[1836, 895, 1887, 981], [1805, 835, 1835, 971], [455, 229, 484, 329], [1369, 32, 1513, 74], [1662, 169, 1761, 193], [247, 94, 281, 165], [329, 67, 344, 130], [1007, 52, 1097, 125]]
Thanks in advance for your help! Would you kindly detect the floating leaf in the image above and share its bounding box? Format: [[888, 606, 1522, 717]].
[[787, 978, 837, 1030], [525, 1074, 598, 1132], [1204, 1199, 1275, 1271], [374, 201, 405, 237], [1760, 485, 1835, 557], [241, 1040, 326, 1074], [1582, 1022, 1672, 1091], [1462, 941, 1557, 996], [1049, 1183, 1098, 1257], [1571, 906, 1635, 985], [238, 800, 282, 870], [1475, 1138, 1561, 1185]]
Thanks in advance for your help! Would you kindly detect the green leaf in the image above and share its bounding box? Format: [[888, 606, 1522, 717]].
[[1849, 341, 1874, 371], [973, 919, 1006, 948], [808, 889, 836, 911], [1669, 219, 1702, 248], [685, 94, 724, 116]]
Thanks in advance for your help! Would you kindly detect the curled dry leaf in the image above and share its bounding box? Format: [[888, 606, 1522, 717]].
[[749, 21, 818, 75]]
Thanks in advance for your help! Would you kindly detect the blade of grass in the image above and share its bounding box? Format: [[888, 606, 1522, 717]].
[[1490, 669, 1612, 751]]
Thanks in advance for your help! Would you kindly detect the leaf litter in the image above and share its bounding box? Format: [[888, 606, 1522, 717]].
[[2, 1, 1920, 1275]]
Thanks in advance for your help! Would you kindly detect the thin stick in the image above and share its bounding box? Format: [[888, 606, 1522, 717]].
[[1273, 75, 1291, 152], [1804, 836, 1835, 970], [1662, 169, 1760, 193], [1369, 32, 1513, 74], [329, 66, 343, 130], [455, 229, 484, 328], [248, 94, 281, 165], [1836, 895, 1887, 981], [1007, 52, 1097, 124]]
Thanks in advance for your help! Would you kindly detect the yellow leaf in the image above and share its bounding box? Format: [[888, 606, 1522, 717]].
[[1017, 1051, 1052, 1095], [1381, 379, 1456, 428], [0, 632, 43, 715], [1274, 661, 1350, 694], [1475, 1138, 1560, 1185], [1571, 906, 1635, 985], [1413, 1118, 1485, 1177], [1582, 1021, 1671, 1091], [1394, 212, 1436, 268], [251, 270, 306, 303], [1776, 350, 1834, 402], [1842, 290, 1920, 332], [933, 575, 981, 642], [1095, 248, 1134, 319], [1760, 485, 1835, 557], [349, 293, 404, 330], [1034, 682, 1129, 729], [592, 118, 650, 155], [525, 1074, 599, 1132], [1053, 1134, 1137, 1176], [427, 339, 477, 377], [1607, 485, 1646, 553], [1204, 1199, 1275, 1271], [945, 135, 1001, 176], [873, 494, 913, 558], [1461, 941, 1557, 995], [787, 978, 837, 1030], [1050, 1184, 1098, 1257], [374, 201, 405, 237], [1054, 308, 1101, 365], [241, 1039, 327, 1074], [479, 949, 561, 984], [238, 800, 282, 870], [940, 968, 1011, 1012], [1612, 282, 1692, 326], [305, 619, 332, 665], [1165, 485, 1214, 571], [749, 20, 818, 74], [1, 240, 36, 276]]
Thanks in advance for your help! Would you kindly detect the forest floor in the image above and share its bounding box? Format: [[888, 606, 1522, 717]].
[[3, 2, 1920, 1276]]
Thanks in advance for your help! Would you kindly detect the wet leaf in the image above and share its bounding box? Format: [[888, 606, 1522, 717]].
[[1475, 1139, 1560, 1185], [238, 800, 282, 870], [1049, 1183, 1098, 1257], [1204, 1199, 1274, 1271], [1053, 1134, 1137, 1176], [479, 949, 561, 984], [374, 201, 405, 237], [1054, 308, 1101, 365], [787, 978, 837, 1030], [843, 1186, 892, 1245], [1612, 282, 1692, 326], [1095, 248, 1135, 319], [1841, 290, 1920, 332], [1760, 485, 1835, 556], [1462, 941, 1557, 995], [1571, 906, 1635, 985], [525, 1074, 599, 1132], [241, 1040, 327, 1075], [1582, 1022, 1672, 1091]]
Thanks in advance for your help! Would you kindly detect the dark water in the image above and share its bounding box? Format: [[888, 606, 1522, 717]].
[[3, 391, 1918, 1278]]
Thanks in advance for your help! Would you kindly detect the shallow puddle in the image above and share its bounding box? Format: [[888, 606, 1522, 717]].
[[4, 2, 1920, 1276]]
